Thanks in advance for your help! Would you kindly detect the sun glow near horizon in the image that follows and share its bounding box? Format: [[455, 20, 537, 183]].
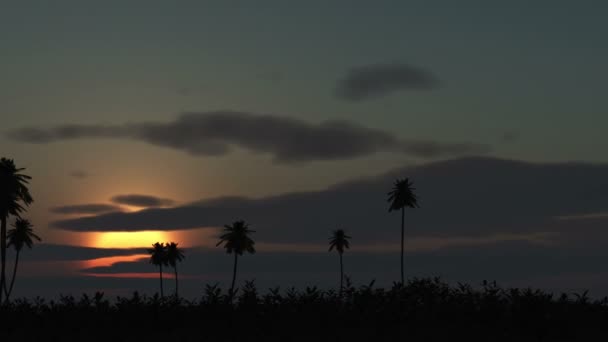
[[91, 231, 182, 249], [80, 228, 219, 249]]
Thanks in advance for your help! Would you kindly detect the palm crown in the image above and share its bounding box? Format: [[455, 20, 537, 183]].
[[328, 229, 351, 254], [8, 219, 41, 251], [148, 242, 168, 266], [216, 220, 256, 255], [166, 242, 185, 267], [0, 158, 33, 217], [387, 178, 419, 212]]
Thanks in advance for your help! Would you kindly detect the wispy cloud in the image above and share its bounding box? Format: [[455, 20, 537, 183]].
[[50, 204, 122, 215], [7, 111, 486, 162], [69, 170, 88, 179], [336, 63, 439, 101], [111, 194, 175, 208]]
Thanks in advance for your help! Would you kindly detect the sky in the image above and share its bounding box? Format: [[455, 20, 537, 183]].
[[1, 0, 608, 299]]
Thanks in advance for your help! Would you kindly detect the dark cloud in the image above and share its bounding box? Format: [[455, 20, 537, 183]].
[[111, 194, 175, 208], [52, 157, 608, 246], [50, 204, 123, 215], [69, 170, 88, 179], [7, 111, 487, 162], [336, 63, 439, 101], [20, 244, 146, 261]]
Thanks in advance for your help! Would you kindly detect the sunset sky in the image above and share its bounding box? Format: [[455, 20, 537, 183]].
[[2, 1, 608, 298]]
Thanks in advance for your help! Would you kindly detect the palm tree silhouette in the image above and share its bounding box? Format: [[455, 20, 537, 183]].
[[166, 242, 185, 298], [5, 218, 40, 301], [387, 178, 419, 284], [148, 242, 168, 297], [0, 158, 33, 304], [216, 220, 256, 301], [328, 229, 351, 294]]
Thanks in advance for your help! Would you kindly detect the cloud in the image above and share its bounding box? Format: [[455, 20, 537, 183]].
[[335, 63, 439, 101], [20, 244, 146, 262], [52, 157, 608, 248], [69, 170, 88, 179], [111, 194, 175, 208], [50, 204, 123, 215], [7, 111, 487, 162]]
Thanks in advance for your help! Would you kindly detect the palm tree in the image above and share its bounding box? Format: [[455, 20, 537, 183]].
[[0, 158, 33, 304], [387, 178, 419, 284], [166, 242, 185, 298], [328, 229, 351, 294], [216, 220, 256, 300], [5, 218, 40, 301], [148, 242, 167, 297]]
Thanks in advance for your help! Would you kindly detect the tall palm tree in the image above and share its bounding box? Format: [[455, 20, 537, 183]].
[[328, 229, 351, 294], [387, 178, 419, 284], [166, 242, 185, 298], [148, 242, 167, 297], [0, 158, 33, 304], [216, 220, 256, 300], [5, 218, 40, 301]]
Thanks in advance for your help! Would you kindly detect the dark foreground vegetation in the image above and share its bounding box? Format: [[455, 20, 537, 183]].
[[2, 278, 608, 341]]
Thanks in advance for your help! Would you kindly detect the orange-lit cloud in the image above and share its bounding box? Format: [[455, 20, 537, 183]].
[[79, 254, 149, 269]]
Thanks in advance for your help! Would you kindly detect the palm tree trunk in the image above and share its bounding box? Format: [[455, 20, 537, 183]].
[[174, 264, 179, 298], [230, 253, 238, 301], [159, 264, 164, 297], [5, 250, 20, 302], [339, 252, 344, 295], [400, 207, 405, 284], [0, 216, 6, 305]]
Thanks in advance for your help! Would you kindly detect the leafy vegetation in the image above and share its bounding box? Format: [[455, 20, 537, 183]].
[[2, 278, 608, 341]]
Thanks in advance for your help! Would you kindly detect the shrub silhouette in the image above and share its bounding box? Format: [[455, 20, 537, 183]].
[[1, 278, 608, 341]]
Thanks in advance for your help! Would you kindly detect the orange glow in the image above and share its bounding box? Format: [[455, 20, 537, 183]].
[[82, 273, 203, 279], [83, 272, 167, 279], [71, 228, 220, 249], [79, 254, 149, 269]]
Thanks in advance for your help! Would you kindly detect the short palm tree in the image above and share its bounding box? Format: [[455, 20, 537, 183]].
[[166, 242, 185, 298], [387, 178, 419, 284], [216, 220, 256, 300], [328, 229, 351, 294], [5, 218, 40, 301], [0, 158, 33, 304], [148, 242, 168, 297]]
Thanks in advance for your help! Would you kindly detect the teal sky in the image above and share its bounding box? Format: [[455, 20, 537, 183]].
[[3, 1, 607, 163], [2, 1, 608, 297]]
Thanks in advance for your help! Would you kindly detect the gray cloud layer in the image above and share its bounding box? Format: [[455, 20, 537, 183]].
[[7, 111, 486, 162], [336, 63, 439, 101], [52, 157, 608, 246], [111, 194, 175, 208], [50, 204, 122, 215]]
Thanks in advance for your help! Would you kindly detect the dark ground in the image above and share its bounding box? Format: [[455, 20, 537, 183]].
[[1, 278, 607, 341]]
